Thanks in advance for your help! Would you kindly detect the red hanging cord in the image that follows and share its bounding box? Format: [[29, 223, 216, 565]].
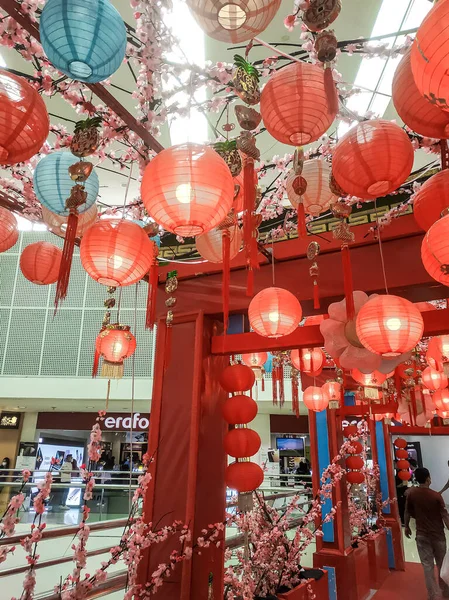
[[297, 202, 307, 238], [145, 259, 159, 330], [54, 208, 78, 313]]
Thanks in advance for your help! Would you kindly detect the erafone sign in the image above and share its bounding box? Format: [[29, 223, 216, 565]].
[[104, 413, 150, 431]]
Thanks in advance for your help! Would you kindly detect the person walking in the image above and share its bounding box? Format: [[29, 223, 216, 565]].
[[405, 467, 449, 600], [59, 454, 73, 510]]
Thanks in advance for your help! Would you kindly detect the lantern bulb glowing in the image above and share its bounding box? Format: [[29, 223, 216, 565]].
[[268, 311, 279, 323], [386, 318, 401, 331], [176, 183, 192, 204]]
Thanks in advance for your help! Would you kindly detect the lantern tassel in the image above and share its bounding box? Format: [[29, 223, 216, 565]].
[[145, 261, 159, 330], [261, 372, 265, 392], [313, 279, 320, 309], [341, 243, 355, 320], [279, 364, 285, 407], [222, 229, 231, 332], [92, 346, 100, 378], [292, 372, 300, 417], [272, 365, 278, 406], [101, 360, 124, 380], [324, 63, 339, 115], [297, 202, 307, 238], [54, 209, 78, 313]]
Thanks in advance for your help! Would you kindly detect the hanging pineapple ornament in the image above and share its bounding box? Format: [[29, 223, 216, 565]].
[[303, 0, 342, 32], [233, 54, 260, 106], [70, 116, 102, 158], [331, 200, 355, 319], [214, 140, 242, 177], [307, 241, 321, 309]]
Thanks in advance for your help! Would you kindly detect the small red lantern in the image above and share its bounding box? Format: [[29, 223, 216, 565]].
[[290, 348, 325, 375], [344, 424, 358, 438], [303, 386, 329, 412], [394, 438, 407, 449], [322, 381, 342, 408], [241, 352, 268, 389], [0, 207, 18, 252], [141, 143, 234, 237], [0, 70, 49, 165], [95, 324, 137, 379], [347, 471, 365, 484], [220, 364, 255, 393], [433, 388, 449, 412], [80, 220, 155, 287], [421, 214, 449, 286], [224, 428, 261, 458], [356, 295, 424, 357], [248, 287, 302, 338], [422, 366, 448, 391], [427, 335, 449, 371], [413, 171, 449, 232], [20, 242, 62, 285], [397, 470, 411, 482], [351, 369, 387, 387], [332, 120, 414, 200], [260, 61, 338, 146], [346, 456, 364, 470], [396, 449, 408, 460], [392, 49, 449, 139], [222, 394, 258, 425], [396, 460, 410, 471], [347, 441, 363, 454], [225, 461, 264, 493]]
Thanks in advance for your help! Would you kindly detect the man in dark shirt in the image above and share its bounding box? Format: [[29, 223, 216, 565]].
[[405, 467, 449, 600]]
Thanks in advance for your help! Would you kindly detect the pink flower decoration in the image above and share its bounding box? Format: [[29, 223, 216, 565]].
[[284, 14, 296, 31]]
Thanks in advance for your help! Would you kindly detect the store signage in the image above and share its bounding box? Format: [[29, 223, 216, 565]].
[[37, 412, 150, 432], [104, 413, 149, 431], [0, 412, 20, 429]]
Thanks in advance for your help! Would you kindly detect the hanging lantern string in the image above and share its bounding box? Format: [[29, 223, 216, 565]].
[[128, 282, 139, 509], [121, 162, 134, 218], [374, 198, 389, 294], [271, 239, 275, 286]]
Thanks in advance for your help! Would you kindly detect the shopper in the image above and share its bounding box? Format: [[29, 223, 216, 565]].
[[405, 467, 449, 599], [439, 459, 449, 495], [59, 454, 73, 510]]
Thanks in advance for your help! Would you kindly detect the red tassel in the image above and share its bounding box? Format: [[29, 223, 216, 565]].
[[292, 372, 299, 417], [145, 261, 158, 330], [297, 202, 307, 238], [243, 158, 255, 253], [410, 387, 418, 427], [279, 364, 285, 407], [246, 267, 254, 297], [222, 229, 231, 332], [272, 365, 278, 405], [313, 280, 320, 309], [324, 63, 339, 115], [261, 375, 265, 392], [54, 209, 78, 312], [441, 140, 449, 170], [92, 345, 100, 378], [164, 325, 172, 371], [341, 244, 355, 320]]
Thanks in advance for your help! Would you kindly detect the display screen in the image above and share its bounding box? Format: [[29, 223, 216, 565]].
[[276, 437, 304, 451]]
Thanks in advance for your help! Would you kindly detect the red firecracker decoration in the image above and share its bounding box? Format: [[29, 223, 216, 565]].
[[248, 287, 302, 338], [20, 242, 62, 285], [0, 207, 18, 252], [332, 120, 414, 200], [94, 324, 137, 379]]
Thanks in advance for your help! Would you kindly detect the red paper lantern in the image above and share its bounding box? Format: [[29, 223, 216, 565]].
[[0, 207, 18, 252], [421, 214, 449, 286], [422, 366, 448, 391], [186, 0, 281, 43], [356, 295, 424, 357], [260, 61, 337, 146], [241, 353, 268, 369], [415, 302, 437, 313], [95, 324, 137, 379], [396, 449, 409, 460], [248, 287, 302, 338], [427, 335, 449, 370], [393, 438, 407, 449], [141, 143, 234, 237], [0, 70, 49, 165], [322, 381, 342, 404], [344, 425, 358, 438], [332, 120, 414, 200], [347, 471, 365, 484], [411, 0, 449, 114], [396, 361, 420, 380], [286, 159, 337, 216], [413, 171, 449, 232], [80, 220, 154, 287], [433, 388, 449, 411], [351, 369, 387, 387], [303, 386, 329, 412], [290, 348, 325, 375], [20, 242, 62, 285], [396, 459, 410, 471], [222, 394, 258, 425], [398, 470, 411, 482], [196, 225, 242, 263], [42, 204, 97, 239], [347, 441, 363, 454], [346, 456, 364, 470], [437, 409, 449, 419], [392, 49, 449, 139], [225, 461, 264, 493], [224, 428, 261, 458], [220, 364, 255, 393]]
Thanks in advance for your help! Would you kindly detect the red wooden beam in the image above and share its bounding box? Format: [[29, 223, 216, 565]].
[[0, 0, 164, 153]]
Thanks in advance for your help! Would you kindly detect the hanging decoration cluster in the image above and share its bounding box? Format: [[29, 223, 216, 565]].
[[394, 438, 411, 482], [344, 425, 365, 485]]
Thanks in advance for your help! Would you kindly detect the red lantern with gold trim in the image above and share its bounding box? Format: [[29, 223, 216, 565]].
[[95, 324, 137, 379]]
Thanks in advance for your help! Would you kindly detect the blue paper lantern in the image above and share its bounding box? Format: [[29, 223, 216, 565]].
[[40, 0, 127, 83], [34, 152, 99, 216]]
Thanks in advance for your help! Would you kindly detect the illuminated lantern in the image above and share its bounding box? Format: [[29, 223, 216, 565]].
[[241, 352, 268, 387], [411, 0, 449, 114], [290, 348, 325, 375], [347, 441, 363, 454], [413, 171, 449, 232], [393, 438, 407, 449], [332, 120, 414, 200], [95, 324, 136, 379], [220, 364, 255, 393], [432, 389, 449, 412], [80, 220, 154, 287], [347, 471, 365, 484], [398, 471, 412, 482], [422, 366, 448, 391], [427, 335, 449, 372], [0, 70, 49, 165], [395, 449, 408, 460], [225, 461, 264, 493], [224, 428, 261, 458], [20, 242, 62, 285], [141, 143, 234, 237], [42, 204, 97, 239], [438, 409, 449, 424], [351, 369, 387, 387], [421, 214, 449, 286], [356, 295, 424, 357], [196, 225, 242, 263], [286, 159, 337, 216], [260, 61, 337, 146], [186, 0, 281, 43], [0, 207, 18, 252], [303, 386, 329, 412], [40, 0, 126, 83], [322, 381, 342, 408], [248, 287, 302, 338], [396, 361, 420, 381], [222, 394, 258, 425], [392, 49, 449, 139], [346, 456, 364, 470]]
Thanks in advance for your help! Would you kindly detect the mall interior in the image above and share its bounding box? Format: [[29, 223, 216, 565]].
[[3, 0, 449, 598]]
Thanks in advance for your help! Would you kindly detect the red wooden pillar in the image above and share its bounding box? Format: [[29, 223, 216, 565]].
[[138, 313, 228, 599]]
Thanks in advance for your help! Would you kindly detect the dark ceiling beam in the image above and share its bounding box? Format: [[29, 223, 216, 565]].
[[0, 0, 164, 153]]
